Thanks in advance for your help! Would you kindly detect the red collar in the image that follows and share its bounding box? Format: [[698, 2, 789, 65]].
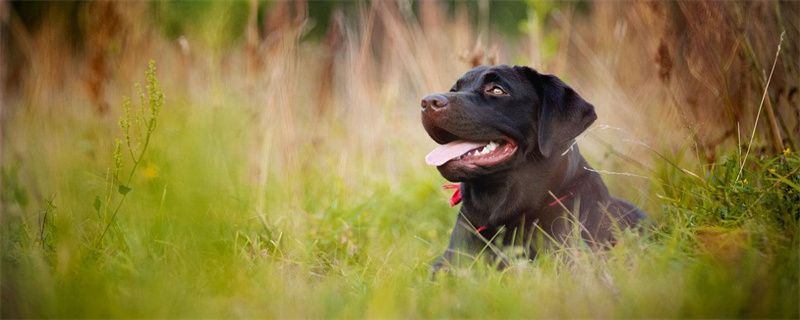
[[442, 183, 574, 233], [442, 183, 462, 207]]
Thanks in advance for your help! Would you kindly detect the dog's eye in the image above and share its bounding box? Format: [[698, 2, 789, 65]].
[[486, 86, 507, 96]]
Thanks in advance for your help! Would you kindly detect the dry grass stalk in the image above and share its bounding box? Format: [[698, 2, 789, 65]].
[[737, 31, 785, 183]]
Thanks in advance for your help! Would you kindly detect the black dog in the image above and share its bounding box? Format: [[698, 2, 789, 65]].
[[421, 65, 644, 270]]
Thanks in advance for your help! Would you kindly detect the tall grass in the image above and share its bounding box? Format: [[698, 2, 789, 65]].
[[2, 1, 798, 318]]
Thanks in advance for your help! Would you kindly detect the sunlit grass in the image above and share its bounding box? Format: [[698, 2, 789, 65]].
[[3, 58, 798, 317]]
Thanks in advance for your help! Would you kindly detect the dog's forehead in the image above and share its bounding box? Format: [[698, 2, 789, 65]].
[[457, 65, 521, 85], [456, 66, 489, 84]]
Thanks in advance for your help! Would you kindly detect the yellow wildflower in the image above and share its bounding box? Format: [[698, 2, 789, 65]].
[[142, 163, 159, 178]]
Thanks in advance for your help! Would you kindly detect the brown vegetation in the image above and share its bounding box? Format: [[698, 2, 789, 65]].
[[2, 1, 797, 166]]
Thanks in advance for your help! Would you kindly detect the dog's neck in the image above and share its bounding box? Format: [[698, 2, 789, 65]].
[[460, 146, 588, 227]]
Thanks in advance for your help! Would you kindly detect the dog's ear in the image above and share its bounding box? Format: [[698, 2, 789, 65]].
[[515, 66, 597, 157]]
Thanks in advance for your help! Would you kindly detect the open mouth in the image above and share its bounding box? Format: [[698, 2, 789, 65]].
[[425, 139, 517, 167]]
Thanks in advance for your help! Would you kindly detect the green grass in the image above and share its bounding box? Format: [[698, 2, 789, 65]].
[[2, 64, 798, 318]]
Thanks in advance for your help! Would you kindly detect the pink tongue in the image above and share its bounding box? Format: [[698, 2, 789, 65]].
[[425, 140, 486, 166]]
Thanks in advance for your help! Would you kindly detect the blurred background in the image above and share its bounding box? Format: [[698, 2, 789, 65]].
[[1, 1, 798, 318]]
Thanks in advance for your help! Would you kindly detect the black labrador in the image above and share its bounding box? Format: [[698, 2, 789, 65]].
[[421, 65, 644, 270]]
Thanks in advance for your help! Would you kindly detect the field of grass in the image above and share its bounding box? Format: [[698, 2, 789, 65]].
[[2, 2, 799, 318]]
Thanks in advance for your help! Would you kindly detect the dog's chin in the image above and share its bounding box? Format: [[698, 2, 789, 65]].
[[437, 165, 487, 182]]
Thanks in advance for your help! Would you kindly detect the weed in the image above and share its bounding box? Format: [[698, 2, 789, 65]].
[[95, 61, 164, 249]]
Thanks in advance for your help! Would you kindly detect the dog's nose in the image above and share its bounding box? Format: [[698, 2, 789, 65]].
[[421, 94, 449, 112]]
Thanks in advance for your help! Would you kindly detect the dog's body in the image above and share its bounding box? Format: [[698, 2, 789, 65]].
[[420, 65, 644, 269]]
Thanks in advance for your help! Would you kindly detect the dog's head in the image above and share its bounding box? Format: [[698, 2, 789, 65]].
[[421, 65, 596, 182]]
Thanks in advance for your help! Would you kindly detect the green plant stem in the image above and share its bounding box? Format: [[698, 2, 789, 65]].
[[96, 102, 157, 248], [96, 194, 127, 248]]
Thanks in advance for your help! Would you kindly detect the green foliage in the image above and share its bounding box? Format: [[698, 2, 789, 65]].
[[518, 1, 567, 65], [1, 165, 29, 208], [154, 1, 249, 48], [2, 64, 798, 318], [657, 150, 800, 229]]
